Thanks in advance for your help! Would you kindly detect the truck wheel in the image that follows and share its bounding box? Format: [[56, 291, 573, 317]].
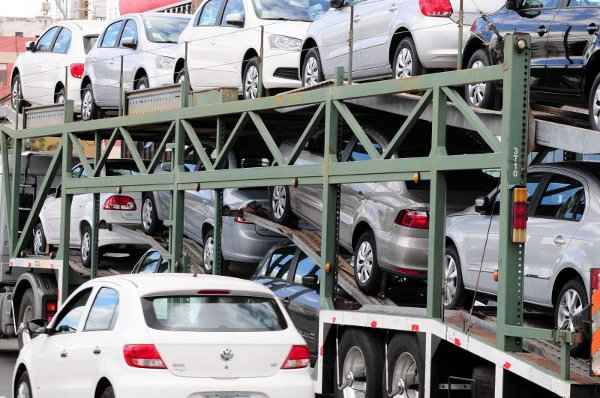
[[33, 222, 47, 255], [142, 195, 162, 235], [15, 370, 32, 398], [80, 223, 92, 267], [471, 365, 495, 398], [17, 289, 35, 348], [352, 231, 382, 295], [337, 329, 384, 398], [464, 49, 497, 109], [444, 245, 471, 309], [271, 186, 294, 225], [554, 278, 590, 357], [385, 334, 424, 398]]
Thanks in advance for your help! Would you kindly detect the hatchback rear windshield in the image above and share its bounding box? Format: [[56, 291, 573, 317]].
[[142, 295, 287, 332], [143, 16, 190, 43]]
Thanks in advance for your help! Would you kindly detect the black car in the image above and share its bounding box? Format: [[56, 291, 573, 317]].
[[464, 0, 600, 129]]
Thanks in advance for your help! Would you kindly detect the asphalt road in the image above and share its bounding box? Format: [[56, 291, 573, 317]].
[[0, 349, 16, 398]]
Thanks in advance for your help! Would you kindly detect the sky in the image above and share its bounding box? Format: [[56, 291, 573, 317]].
[[0, 0, 44, 18]]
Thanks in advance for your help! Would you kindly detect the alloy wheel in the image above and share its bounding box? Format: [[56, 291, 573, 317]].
[[16, 381, 31, 398], [142, 198, 154, 232], [33, 226, 45, 255], [391, 352, 420, 398], [355, 241, 374, 284], [272, 186, 287, 220], [341, 346, 368, 398], [304, 56, 321, 87], [592, 84, 600, 128], [395, 48, 413, 79], [56, 92, 65, 104], [557, 288, 584, 333], [466, 60, 487, 106], [81, 230, 91, 263], [244, 65, 259, 99], [11, 79, 22, 110], [443, 254, 458, 306], [82, 89, 94, 121], [203, 235, 214, 273]]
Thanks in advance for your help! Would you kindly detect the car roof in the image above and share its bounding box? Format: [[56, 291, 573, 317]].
[[121, 12, 191, 20], [56, 20, 106, 35], [94, 273, 275, 297]]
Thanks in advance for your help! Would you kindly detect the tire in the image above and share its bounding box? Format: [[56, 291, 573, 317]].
[[243, 57, 261, 100], [15, 370, 33, 398], [100, 385, 115, 398], [32, 221, 47, 256], [393, 38, 423, 79], [11, 74, 23, 112], [80, 223, 92, 267], [384, 334, 424, 398], [17, 289, 35, 349], [271, 185, 294, 225], [444, 245, 471, 309], [81, 83, 98, 121], [336, 329, 384, 398], [141, 195, 162, 235], [176, 68, 186, 85], [135, 74, 149, 90], [203, 229, 218, 274], [464, 49, 497, 109], [588, 72, 600, 131], [554, 278, 590, 357], [352, 230, 382, 295], [471, 365, 495, 398], [54, 86, 65, 104], [302, 48, 324, 87]]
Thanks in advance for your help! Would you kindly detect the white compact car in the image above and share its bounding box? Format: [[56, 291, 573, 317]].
[[179, 0, 330, 99], [33, 159, 149, 266], [81, 13, 190, 120], [11, 20, 106, 112], [13, 274, 313, 398]]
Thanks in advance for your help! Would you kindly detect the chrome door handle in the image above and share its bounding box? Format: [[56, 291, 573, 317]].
[[93, 347, 102, 355], [60, 350, 68, 358], [537, 25, 547, 36], [553, 235, 566, 246]]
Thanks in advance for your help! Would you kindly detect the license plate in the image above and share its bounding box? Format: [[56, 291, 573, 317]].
[[205, 393, 250, 398]]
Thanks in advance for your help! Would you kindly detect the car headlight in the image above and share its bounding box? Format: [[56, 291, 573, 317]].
[[269, 35, 302, 52], [156, 55, 176, 70]]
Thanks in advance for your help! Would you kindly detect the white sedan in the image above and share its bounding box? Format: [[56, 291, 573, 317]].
[[14, 273, 314, 398], [33, 159, 150, 266]]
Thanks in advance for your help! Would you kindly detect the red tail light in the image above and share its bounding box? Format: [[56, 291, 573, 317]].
[[512, 187, 528, 243], [395, 210, 429, 230], [591, 269, 600, 291], [70, 63, 85, 79], [234, 215, 252, 224], [103, 195, 136, 211], [45, 300, 57, 322], [419, 0, 453, 17], [281, 345, 310, 369], [123, 344, 167, 369]]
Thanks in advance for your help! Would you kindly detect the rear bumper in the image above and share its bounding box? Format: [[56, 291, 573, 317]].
[[113, 368, 313, 398], [412, 18, 462, 69], [222, 218, 286, 264], [379, 227, 428, 277]]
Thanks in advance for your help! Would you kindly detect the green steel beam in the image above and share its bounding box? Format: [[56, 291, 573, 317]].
[[333, 100, 381, 160], [90, 133, 101, 280], [213, 112, 249, 169], [285, 103, 325, 166], [0, 132, 12, 224], [9, 137, 22, 256], [119, 127, 148, 174], [59, 100, 75, 302], [182, 120, 214, 171], [68, 133, 94, 176], [248, 112, 285, 166], [148, 122, 175, 174], [93, 128, 120, 177]]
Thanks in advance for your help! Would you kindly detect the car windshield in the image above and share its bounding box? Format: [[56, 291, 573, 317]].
[[142, 294, 287, 332], [252, 0, 330, 22], [143, 16, 190, 43]]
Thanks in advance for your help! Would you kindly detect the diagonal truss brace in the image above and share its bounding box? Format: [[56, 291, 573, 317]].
[[94, 128, 120, 177], [182, 120, 214, 171], [148, 122, 176, 174], [286, 103, 325, 166], [69, 133, 94, 176], [334, 100, 381, 160], [120, 127, 148, 174]]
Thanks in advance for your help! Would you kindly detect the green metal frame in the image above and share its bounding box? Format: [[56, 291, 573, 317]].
[[0, 34, 567, 373]]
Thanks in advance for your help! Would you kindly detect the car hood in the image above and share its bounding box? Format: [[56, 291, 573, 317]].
[[265, 20, 311, 40]]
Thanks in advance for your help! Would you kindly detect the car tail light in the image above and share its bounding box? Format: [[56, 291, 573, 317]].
[[591, 269, 600, 291], [45, 300, 57, 322], [70, 63, 84, 79], [104, 195, 136, 211], [419, 0, 453, 17], [123, 344, 167, 369], [281, 345, 310, 369], [512, 187, 528, 243], [234, 215, 252, 224], [395, 209, 429, 230]]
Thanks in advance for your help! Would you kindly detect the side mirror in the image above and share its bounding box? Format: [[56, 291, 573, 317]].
[[225, 13, 245, 27], [302, 274, 319, 290], [475, 196, 490, 213], [27, 319, 49, 337], [330, 0, 346, 9], [25, 41, 36, 52], [505, 0, 519, 10], [121, 37, 137, 49]]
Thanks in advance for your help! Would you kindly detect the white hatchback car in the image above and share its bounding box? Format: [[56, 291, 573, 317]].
[[81, 13, 190, 120], [11, 20, 106, 112], [179, 0, 330, 99], [33, 159, 149, 266], [13, 274, 313, 398]]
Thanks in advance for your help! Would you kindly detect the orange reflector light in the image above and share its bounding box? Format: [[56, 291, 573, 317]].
[[512, 187, 528, 243]]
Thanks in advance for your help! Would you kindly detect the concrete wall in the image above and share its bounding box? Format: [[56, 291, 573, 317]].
[[0, 17, 54, 38]]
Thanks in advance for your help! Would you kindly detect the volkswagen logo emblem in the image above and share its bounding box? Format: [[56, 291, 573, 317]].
[[220, 348, 234, 361]]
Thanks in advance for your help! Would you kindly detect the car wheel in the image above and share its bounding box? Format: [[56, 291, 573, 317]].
[[32, 221, 47, 255], [81, 83, 98, 121], [243, 57, 261, 100], [384, 334, 424, 398], [588, 72, 600, 131], [555, 278, 590, 357], [444, 245, 471, 309], [15, 370, 32, 398], [11, 74, 23, 112], [393, 38, 423, 79], [17, 289, 34, 349], [100, 385, 115, 398], [80, 223, 92, 267], [336, 329, 384, 398], [176, 68, 186, 85], [302, 48, 324, 87], [352, 230, 382, 295], [203, 230, 217, 274], [55, 87, 65, 104], [271, 185, 294, 225], [464, 49, 497, 109], [142, 195, 162, 235], [135, 75, 149, 91]]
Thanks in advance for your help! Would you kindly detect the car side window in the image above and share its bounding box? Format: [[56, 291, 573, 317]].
[[518, 0, 559, 8], [53, 288, 92, 334], [197, 0, 225, 26], [84, 287, 119, 331], [36, 27, 60, 52], [53, 28, 72, 54], [293, 254, 320, 287], [261, 247, 296, 279], [101, 21, 124, 48], [534, 175, 585, 221], [71, 165, 83, 178], [491, 173, 544, 215], [222, 0, 245, 26], [140, 251, 162, 273], [119, 20, 138, 47]]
